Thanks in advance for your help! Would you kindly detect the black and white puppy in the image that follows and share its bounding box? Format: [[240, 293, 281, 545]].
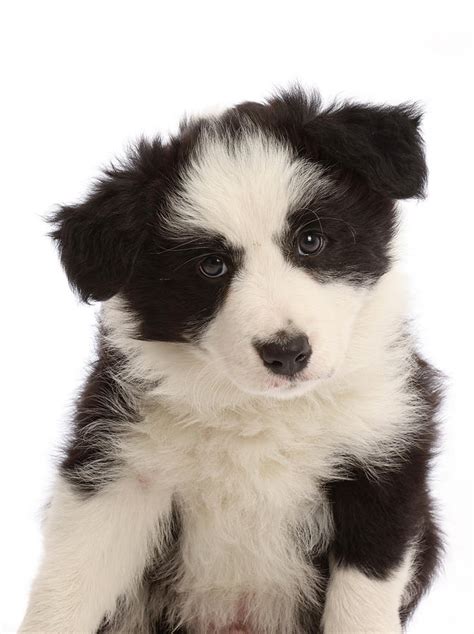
[[21, 89, 442, 634]]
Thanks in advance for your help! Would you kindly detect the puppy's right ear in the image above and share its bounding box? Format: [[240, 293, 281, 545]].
[[50, 139, 164, 302]]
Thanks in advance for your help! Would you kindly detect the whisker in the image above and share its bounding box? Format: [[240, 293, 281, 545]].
[[153, 237, 208, 256], [297, 208, 326, 238], [173, 253, 208, 271], [317, 216, 357, 244]]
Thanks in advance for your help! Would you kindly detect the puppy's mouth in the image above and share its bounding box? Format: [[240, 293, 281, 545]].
[[255, 371, 323, 399], [261, 365, 336, 396], [266, 373, 311, 389]]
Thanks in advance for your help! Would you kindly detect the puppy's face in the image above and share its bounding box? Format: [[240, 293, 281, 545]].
[[52, 91, 426, 401], [154, 133, 387, 398]]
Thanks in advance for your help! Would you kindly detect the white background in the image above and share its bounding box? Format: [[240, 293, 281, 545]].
[[1, 1, 472, 632]]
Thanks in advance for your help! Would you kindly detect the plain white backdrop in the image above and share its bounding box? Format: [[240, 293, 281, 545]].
[[1, 1, 472, 632]]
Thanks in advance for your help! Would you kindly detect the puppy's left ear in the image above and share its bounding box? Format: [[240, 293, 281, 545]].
[[304, 102, 427, 199]]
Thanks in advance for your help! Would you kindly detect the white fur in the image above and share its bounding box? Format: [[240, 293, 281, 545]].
[[23, 132, 422, 632], [164, 130, 327, 241], [322, 552, 414, 633], [20, 477, 174, 633]]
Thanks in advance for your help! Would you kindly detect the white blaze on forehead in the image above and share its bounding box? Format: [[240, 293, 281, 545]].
[[167, 130, 328, 246]]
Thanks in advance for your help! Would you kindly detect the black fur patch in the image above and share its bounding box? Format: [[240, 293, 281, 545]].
[[321, 354, 443, 624], [124, 232, 243, 342], [50, 139, 167, 303], [281, 174, 397, 284], [230, 89, 427, 200], [297, 554, 329, 633], [60, 336, 138, 494]]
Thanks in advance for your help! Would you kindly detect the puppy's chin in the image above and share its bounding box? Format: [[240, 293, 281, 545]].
[[230, 374, 326, 401]]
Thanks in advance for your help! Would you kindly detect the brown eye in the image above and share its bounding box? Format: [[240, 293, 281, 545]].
[[199, 255, 228, 278], [297, 229, 325, 256]]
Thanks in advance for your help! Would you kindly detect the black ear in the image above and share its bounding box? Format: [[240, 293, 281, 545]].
[[304, 101, 427, 199], [50, 139, 164, 302]]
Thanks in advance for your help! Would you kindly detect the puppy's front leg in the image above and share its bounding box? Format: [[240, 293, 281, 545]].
[[20, 475, 171, 634], [321, 452, 431, 634], [322, 557, 411, 634]]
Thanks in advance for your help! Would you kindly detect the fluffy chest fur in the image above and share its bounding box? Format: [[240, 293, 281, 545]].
[[129, 406, 329, 633], [175, 427, 325, 632], [119, 336, 417, 633]]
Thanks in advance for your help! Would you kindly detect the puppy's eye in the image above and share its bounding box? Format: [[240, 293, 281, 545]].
[[297, 229, 325, 256], [198, 255, 228, 278]]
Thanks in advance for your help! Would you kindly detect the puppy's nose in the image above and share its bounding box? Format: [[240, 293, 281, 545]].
[[255, 335, 312, 377]]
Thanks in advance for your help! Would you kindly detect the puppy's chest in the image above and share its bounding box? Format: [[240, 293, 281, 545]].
[[177, 425, 326, 522], [169, 430, 329, 631]]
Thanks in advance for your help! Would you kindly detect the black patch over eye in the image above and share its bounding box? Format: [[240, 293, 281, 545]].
[[127, 233, 242, 343], [198, 255, 228, 278], [297, 229, 326, 256]]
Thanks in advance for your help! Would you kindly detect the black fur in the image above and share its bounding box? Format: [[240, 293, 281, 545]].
[[60, 337, 137, 494], [50, 140, 167, 303], [232, 90, 427, 199], [327, 356, 441, 580], [126, 232, 243, 342], [297, 353, 443, 630], [281, 176, 397, 284]]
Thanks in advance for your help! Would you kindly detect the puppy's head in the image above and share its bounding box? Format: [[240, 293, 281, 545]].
[[51, 89, 426, 401]]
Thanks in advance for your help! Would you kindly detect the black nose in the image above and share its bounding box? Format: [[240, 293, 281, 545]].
[[255, 335, 312, 377]]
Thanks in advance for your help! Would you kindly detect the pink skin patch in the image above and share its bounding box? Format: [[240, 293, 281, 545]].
[[209, 598, 252, 633], [212, 626, 251, 634]]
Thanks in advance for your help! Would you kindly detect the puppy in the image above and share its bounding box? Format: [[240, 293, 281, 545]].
[[21, 89, 442, 633]]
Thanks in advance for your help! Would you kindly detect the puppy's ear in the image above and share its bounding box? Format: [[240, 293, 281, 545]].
[[50, 139, 164, 302], [304, 101, 427, 199]]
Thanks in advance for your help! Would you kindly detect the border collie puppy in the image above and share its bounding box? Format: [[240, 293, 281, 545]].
[[21, 89, 442, 634]]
